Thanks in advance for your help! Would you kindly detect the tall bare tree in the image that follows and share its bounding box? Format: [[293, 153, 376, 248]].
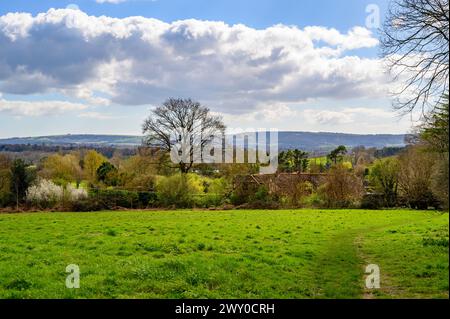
[[381, 0, 449, 114], [142, 98, 226, 173]]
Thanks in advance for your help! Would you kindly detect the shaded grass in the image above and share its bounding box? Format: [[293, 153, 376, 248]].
[[0, 209, 447, 299]]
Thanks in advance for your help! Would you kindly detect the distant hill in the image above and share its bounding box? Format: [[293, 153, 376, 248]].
[[0, 132, 406, 152], [276, 132, 406, 151], [0, 134, 143, 147]]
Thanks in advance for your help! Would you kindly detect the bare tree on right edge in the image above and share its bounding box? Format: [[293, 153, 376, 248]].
[[381, 0, 449, 115]]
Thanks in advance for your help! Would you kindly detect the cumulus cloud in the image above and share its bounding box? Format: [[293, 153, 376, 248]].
[[216, 103, 413, 134], [303, 107, 400, 126], [0, 9, 388, 116], [0, 99, 87, 116]]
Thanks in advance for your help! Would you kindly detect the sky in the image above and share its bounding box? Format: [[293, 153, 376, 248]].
[[0, 0, 419, 138]]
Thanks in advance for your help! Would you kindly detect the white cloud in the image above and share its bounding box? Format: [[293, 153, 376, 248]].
[[303, 107, 402, 126], [218, 105, 413, 134], [303, 26, 379, 51], [0, 9, 389, 117], [0, 99, 87, 116], [341, 107, 395, 119], [304, 109, 354, 125]]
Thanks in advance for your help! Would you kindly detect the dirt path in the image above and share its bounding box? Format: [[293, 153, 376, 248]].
[[314, 214, 440, 299]]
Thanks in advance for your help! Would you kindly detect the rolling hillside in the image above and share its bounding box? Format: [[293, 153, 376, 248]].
[[0, 132, 407, 152]]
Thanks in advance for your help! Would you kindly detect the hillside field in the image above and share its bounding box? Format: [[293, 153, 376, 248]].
[[0, 209, 448, 299]]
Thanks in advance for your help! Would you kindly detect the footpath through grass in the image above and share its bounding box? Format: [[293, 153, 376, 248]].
[[0, 209, 448, 299]]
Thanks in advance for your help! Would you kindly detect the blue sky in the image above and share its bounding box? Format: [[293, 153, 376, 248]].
[[0, 0, 416, 138], [0, 0, 390, 31]]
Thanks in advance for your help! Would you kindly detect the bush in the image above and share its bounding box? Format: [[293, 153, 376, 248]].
[[229, 187, 249, 206], [69, 198, 104, 212], [195, 177, 229, 208], [155, 174, 197, 208], [0, 155, 12, 207], [229, 176, 258, 206], [90, 189, 140, 209], [369, 158, 400, 207], [0, 191, 13, 208], [138, 191, 158, 207], [26, 179, 64, 208], [154, 174, 229, 208], [66, 184, 89, 201], [430, 154, 449, 210], [398, 147, 439, 209], [318, 164, 364, 208], [360, 193, 385, 209], [26, 179, 88, 209], [302, 192, 325, 208], [284, 181, 314, 207], [243, 185, 280, 209]]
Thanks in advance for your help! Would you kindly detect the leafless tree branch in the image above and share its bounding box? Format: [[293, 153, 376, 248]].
[[381, 0, 449, 115]]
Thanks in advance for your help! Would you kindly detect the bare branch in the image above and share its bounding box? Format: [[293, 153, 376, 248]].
[[142, 98, 226, 173], [381, 0, 449, 114]]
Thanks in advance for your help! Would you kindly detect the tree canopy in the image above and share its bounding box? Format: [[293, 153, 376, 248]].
[[142, 98, 226, 173]]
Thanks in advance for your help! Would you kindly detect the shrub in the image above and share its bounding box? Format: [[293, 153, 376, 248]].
[[0, 173, 13, 207], [69, 198, 103, 212], [156, 174, 190, 207], [369, 158, 400, 207], [90, 189, 140, 209], [229, 176, 258, 206], [318, 164, 364, 208], [138, 191, 158, 207], [72, 188, 153, 212], [246, 185, 280, 209], [398, 147, 439, 209], [230, 185, 249, 205], [284, 181, 314, 207], [360, 193, 385, 209], [154, 174, 229, 208], [65, 184, 88, 201], [26, 179, 88, 209], [0, 191, 13, 208], [430, 154, 449, 210], [26, 179, 63, 208], [0, 155, 12, 207], [195, 177, 229, 207], [302, 192, 325, 208], [155, 174, 203, 208]]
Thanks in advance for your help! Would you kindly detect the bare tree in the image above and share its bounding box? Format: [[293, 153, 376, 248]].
[[142, 98, 226, 173], [381, 0, 449, 114]]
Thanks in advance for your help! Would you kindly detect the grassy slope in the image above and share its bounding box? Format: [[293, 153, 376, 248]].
[[0, 209, 447, 299]]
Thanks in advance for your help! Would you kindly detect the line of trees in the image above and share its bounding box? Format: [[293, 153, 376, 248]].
[[0, 96, 448, 211]]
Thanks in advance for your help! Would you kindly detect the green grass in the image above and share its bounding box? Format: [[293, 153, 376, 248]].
[[0, 209, 447, 299]]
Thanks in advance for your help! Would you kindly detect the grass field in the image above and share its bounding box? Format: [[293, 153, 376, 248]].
[[0, 209, 448, 299]]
